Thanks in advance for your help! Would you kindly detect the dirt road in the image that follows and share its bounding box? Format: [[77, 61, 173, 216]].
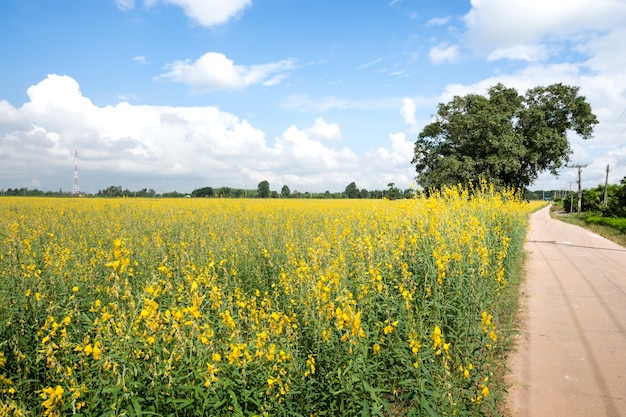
[[507, 205, 626, 416]]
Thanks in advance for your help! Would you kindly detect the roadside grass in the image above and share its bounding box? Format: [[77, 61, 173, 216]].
[[495, 242, 530, 417], [549, 203, 626, 247]]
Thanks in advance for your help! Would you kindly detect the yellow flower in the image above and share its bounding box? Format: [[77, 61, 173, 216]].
[[383, 320, 398, 335], [92, 342, 102, 360], [40, 385, 64, 416], [304, 354, 316, 377], [431, 325, 443, 349]]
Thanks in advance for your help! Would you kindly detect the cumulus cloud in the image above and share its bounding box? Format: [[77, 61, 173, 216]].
[[0, 100, 32, 131], [159, 52, 297, 92], [400, 98, 417, 127], [376, 132, 413, 165], [156, 0, 251, 27], [0, 75, 414, 193], [274, 126, 356, 172], [464, 0, 626, 52], [305, 118, 342, 141], [363, 132, 416, 189], [429, 44, 459, 64]]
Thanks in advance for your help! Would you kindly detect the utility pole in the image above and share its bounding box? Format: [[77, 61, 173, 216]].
[[603, 164, 610, 207], [567, 164, 587, 214], [73, 150, 80, 196]]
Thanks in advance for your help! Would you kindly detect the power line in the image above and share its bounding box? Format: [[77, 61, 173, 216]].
[[605, 108, 626, 144]]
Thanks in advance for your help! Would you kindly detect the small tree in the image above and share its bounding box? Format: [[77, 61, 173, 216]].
[[281, 185, 291, 198], [191, 187, 213, 198], [345, 182, 359, 198], [257, 181, 270, 198], [386, 182, 400, 200]]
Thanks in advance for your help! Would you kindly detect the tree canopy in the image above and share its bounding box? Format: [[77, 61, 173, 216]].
[[257, 180, 270, 198], [411, 83, 598, 190], [345, 181, 359, 198]]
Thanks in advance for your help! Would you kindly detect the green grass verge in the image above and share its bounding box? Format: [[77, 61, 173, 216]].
[[549, 204, 626, 247]]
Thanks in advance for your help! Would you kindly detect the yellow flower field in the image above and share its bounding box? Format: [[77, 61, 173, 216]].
[[0, 185, 536, 416]]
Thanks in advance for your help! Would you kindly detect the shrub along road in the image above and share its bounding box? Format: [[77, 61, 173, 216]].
[[507, 205, 626, 416]]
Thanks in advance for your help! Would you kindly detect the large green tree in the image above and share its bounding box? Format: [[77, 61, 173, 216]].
[[412, 83, 598, 190]]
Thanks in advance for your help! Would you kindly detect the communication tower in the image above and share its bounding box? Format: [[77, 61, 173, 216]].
[[73, 150, 80, 196]]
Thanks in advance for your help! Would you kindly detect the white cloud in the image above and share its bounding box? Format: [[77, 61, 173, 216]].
[[0, 100, 32, 131], [117, 0, 252, 27], [376, 132, 413, 165], [133, 56, 149, 65], [281, 94, 400, 113], [159, 52, 297, 92], [1, 75, 415, 193], [429, 44, 459, 64], [464, 0, 626, 52], [114, 0, 135, 11], [274, 125, 355, 172], [400, 98, 417, 127], [305, 118, 342, 141], [362, 132, 416, 189], [487, 44, 550, 62], [426, 17, 450, 27], [160, 0, 252, 27]]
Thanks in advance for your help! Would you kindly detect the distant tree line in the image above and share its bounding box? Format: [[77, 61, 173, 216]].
[[96, 186, 158, 197], [231, 181, 417, 200], [0, 188, 64, 197], [7, 179, 626, 211], [1, 181, 416, 200]]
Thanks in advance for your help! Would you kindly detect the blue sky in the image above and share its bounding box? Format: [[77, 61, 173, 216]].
[[1, 0, 625, 194]]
